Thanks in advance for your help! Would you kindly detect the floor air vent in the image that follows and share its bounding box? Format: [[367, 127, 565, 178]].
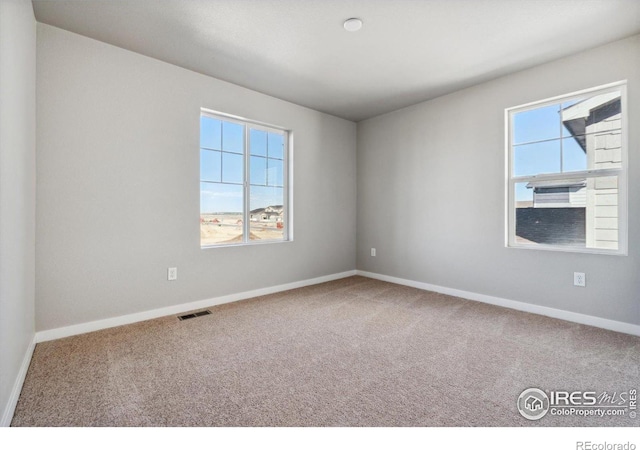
[[178, 310, 212, 321]]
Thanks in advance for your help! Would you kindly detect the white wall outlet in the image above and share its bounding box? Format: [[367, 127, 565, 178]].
[[371, 248, 376, 257], [574, 272, 585, 287], [168, 267, 177, 281]]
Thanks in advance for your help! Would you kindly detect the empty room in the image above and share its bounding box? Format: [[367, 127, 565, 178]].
[[1, 0, 639, 442]]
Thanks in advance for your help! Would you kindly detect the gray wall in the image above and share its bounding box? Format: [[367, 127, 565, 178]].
[[0, 0, 36, 424], [357, 34, 640, 326], [36, 24, 357, 331]]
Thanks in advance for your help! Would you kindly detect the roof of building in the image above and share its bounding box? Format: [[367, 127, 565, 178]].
[[561, 92, 621, 152], [250, 205, 283, 215]]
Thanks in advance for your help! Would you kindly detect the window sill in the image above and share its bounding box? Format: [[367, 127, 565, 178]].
[[506, 242, 627, 256], [201, 239, 293, 250]]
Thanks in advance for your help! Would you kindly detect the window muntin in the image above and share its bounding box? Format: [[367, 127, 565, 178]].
[[200, 111, 289, 247], [507, 82, 626, 254]]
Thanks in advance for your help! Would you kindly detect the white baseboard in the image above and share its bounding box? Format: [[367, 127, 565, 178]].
[[1, 335, 36, 427], [30, 266, 639, 358], [357, 270, 640, 337], [35, 270, 358, 343]]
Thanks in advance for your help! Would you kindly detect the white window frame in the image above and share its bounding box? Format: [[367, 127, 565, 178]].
[[505, 81, 628, 255], [200, 108, 293, 248]]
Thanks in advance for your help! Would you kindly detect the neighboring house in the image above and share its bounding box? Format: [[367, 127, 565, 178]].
[[522, 93, 621, 249], [561, 92, 621, 250], [526, 179, 586, 208], [250, 205, 283, 223]]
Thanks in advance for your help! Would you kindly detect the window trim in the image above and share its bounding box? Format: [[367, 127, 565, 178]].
[[200, 108, 293, 248], [505, 81, 628, 255]]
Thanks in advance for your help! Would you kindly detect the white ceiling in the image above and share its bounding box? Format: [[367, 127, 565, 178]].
[[32, 0, 640, 122]]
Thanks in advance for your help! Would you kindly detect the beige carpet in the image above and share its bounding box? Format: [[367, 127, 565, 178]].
[[11, 276, 640, 426]]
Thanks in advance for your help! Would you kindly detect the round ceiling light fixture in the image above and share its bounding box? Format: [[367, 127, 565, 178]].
[[343, 18, 363, 32]]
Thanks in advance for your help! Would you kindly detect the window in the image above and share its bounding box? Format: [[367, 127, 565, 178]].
[[200, 110, 290, 247], [506, 82, 627, 254]]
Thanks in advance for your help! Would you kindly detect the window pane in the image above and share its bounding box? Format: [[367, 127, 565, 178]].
[[201, 116, 222, 150], [561, 137, 587, 173], [250, 156, 267, 186], [222, 152, 243, 184], [514, 181, 534, 208], [513, 140, 561, 177], [268, 158, 284, 186], [250, 129, 267, 156], [514, 176, 618, 250], [200, 149, 221, 182], [249, 186, 284, 241], [268, 132, 284, 159], [200, 182, 243, 214], [200, 182, 244, 246], [513, 104, 561, 144], [200, 111, 289, 247], [222, 121, 243, 154]]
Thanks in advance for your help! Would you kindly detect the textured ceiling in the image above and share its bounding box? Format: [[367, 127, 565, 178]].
[[32, 0, 640, 122]]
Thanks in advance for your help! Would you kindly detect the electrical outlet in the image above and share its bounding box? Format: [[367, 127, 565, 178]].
[[168, 267, 177, 281], [574, 272, 585, 287], [371, 248, 376, 257]]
